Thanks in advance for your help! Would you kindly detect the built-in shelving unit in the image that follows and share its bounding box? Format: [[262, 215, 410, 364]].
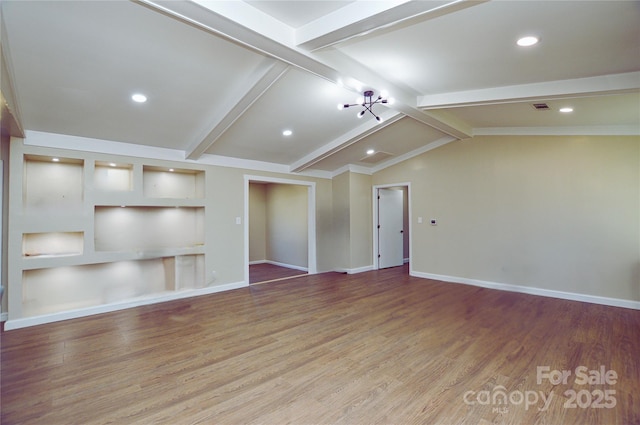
[[23, 231, 84, 258], [143, 165, 205, 199], [94, 161, 133, 192], [7, 145, 211, 329]]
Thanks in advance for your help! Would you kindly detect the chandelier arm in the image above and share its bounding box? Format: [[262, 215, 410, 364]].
[[339, 90, 386, 121], [363, 103, 378, 119]]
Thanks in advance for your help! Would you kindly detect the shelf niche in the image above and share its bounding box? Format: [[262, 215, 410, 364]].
[[143, 166, 204, 199], [94, 206, 205, 252], [22, 257, 177, 317], [23, 232, 84, 258], [94, 161, 133, 192], [23, 155, 84, 214]]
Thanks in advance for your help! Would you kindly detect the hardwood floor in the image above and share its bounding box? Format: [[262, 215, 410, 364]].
[[2, 267, 639, 424], [249, 263, 307, 284]]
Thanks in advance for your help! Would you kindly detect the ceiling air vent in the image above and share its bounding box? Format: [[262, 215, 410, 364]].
[[532, 103, 550, 110]]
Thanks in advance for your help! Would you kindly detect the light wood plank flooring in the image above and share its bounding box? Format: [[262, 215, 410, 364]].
[[2, 267, 639, 424]]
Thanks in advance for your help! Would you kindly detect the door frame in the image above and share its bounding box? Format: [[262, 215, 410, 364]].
[[244, 175, 317, 285], [372, 182, 411, 270]]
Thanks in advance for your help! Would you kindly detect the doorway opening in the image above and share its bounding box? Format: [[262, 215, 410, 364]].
[[244, 175, 317, 285], [373, 183, 410, 272]]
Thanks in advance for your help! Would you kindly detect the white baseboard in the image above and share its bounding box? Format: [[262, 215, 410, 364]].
[[333, 265, 374, 274], [3, 281, 247, 330], [249, 260, 267, 265], [1, 312, 7, 322], [411, 271, 640, 310], [260, 260, 308, 272]]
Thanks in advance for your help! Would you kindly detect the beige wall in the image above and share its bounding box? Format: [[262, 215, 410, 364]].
[[207, 165, 334, 284], [248, 183, 266, 262], [349, 172, 373, 270], [1, 133, 8, 315], [265, 183, 308, 268], [332, 171, 350, 270], [7, 139, 335, 307], [373, 135, 640, 301], [5, 133, 639, 322], [331, 171, 373, 272], [248, 182, 310, 268]]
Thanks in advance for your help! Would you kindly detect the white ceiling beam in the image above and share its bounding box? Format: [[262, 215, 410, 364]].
[[134, 0, 341, 82], [295, 0, 412, 50], [190, 0, 293, 46], [136, 0, 472, 147], [296, 0, 487, 52], [290, 110, 404, 173], [186, 59, 289, 160], [418, 72, 640, 109]]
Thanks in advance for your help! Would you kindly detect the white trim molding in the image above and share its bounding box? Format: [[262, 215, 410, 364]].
[[372, 182, 412, 271], [244, 175, 318, 286], [473, 125, 639, 137], [262, 260, 308, 272], [334, 265, 374, 275], [411, 271, 640, 310]]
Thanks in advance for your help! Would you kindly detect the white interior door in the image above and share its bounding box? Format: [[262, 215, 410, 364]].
[[378, 188, 404, 268]]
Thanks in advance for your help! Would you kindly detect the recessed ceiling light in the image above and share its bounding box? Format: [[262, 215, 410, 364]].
[[559, 107, 574, 113], [169, 168, 174, 172], [109, 163, 117, 167], [131, 93, 147, 103], [282, 129, 293, 136], [517, 36, 539, 47], [52, 158, 60, 162], [366, 149, 375, 155]]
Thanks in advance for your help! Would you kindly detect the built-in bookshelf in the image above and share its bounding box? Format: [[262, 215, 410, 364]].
[[7, 147, 211, 329]]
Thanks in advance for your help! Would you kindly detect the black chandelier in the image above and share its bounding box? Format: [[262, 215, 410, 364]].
[[338, 90, 389, 122]]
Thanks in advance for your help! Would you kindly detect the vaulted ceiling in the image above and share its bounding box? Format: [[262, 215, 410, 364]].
[[2, 1, 639, 176]]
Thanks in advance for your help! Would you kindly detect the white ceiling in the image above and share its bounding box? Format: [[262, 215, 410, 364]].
[[2, 0, 639, 176]]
